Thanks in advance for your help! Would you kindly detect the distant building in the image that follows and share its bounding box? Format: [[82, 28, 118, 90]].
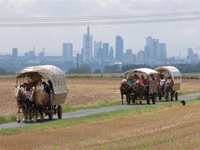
[[187, 48, 198, 64], [137, 50, 145, 64], [144, 36, 167, 63], [159, 43, 167, 60], [103, 43, 109, 59], [94, 41, 102, 59], [115, 35, 124, 62], [38, 48, 45, 58], [125, 49, 136, 64], [24, 49, 35, 60], [62, 43, 73, 61], [83, 26, 93, 62], [12, 48, 18, 60], [109, 47, 114, 61]]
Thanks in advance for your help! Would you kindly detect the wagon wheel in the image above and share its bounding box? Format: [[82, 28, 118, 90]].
[[48, 106, 54, 120], [58, 105, 62, 119], [175, 92, 178, 100]]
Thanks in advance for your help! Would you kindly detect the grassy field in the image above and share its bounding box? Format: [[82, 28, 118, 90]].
[[1, 98, 200, 135], [1, 99, 200, 149]]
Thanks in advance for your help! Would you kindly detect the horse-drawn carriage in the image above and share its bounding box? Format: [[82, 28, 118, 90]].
[[155, 66, 182, 101], [15, 65, 67, 122], [122, 68, 158, 105]]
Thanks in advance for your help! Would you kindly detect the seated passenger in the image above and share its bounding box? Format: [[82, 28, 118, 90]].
[[126, 75, 134, 85], [165, 76, 173, 92], [48, 80, 53, 91], [134, 74, 140, 84], [36, 79, 44, 91], [141, 75, 149, 87], [42, 81, 51, 96]]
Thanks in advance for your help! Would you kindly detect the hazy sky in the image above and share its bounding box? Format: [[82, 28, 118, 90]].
[[0, 0, 200, 58]]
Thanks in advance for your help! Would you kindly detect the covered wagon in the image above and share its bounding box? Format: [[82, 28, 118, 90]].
[[124, 68, 158, 104], [155, 66, 182, 101], [16, 65, 67, 120]]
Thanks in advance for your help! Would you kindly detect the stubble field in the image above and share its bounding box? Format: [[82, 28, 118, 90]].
[[0, 77, 200, 149], [0, 77, 199, 117]]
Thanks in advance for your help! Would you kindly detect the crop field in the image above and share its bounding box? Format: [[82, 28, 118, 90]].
[[0, 76, 200, 117], [1, 99, 200, 149], [0, 75, 200, 149]]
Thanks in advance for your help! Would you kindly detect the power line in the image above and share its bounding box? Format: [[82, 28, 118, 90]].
[[0, 11, 200, 27]]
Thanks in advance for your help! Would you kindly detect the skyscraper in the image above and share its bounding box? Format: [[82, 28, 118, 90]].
[[109, 47, 114, 61], [115, 35, 124, 62], [145, 36, 167, 63], [94, 41, 102, 59], [159, 43, 166, 60], [83, 26, 93, 62], [62, 43, 73, 61], [137, 50, 145, 64], [12, 48, 18, 60], [103, 43, 109, 59]]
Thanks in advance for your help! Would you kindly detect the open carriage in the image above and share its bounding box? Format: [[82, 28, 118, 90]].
[[155, 66, 182, 101], [123, 68, 158, 105], [16, 65, 67, 121]]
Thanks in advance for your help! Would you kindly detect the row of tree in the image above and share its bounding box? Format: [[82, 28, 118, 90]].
[[66, 63, 200, 74]]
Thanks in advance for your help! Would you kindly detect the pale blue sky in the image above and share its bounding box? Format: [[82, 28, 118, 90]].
[[0, 0, 200, 58]]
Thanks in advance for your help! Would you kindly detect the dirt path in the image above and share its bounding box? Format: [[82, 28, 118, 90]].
[[1, 104, 200, 149], [0, 78, 200, 116]]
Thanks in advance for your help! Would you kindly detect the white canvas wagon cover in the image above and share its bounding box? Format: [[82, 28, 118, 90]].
[[155, 66, 182, 84], [124, 68, 158, 77], [16, 65, 67, 95]]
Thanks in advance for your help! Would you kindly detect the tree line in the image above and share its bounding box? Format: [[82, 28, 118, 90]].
[[66, 63, 200, 74], [0, 68, 15, 75]]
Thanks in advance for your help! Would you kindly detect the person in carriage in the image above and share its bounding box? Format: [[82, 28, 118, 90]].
[[126, 75, 134, 86], [165, 75, 174, 92], [141, 75, 149, 89]]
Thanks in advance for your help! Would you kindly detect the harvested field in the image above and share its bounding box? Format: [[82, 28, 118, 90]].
[[0, 78, 200, 116], [1, 103, 200, 149]]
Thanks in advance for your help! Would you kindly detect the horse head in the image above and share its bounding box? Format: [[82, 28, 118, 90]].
[[14, 86, 26, 102]]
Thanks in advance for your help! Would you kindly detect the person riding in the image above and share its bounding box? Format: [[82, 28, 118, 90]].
[[159, 74, 165, 88], [42, 81, 51, 97], [48, 80, 53, 91], [126, 75, 134, 86], [36, 79, 44, 91], [134, 74, 140, 84], [165, 75, 173, 92], [141, 75, 149, 88]]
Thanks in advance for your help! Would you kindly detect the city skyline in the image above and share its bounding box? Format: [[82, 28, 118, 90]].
[[0, 1, 200, 57]]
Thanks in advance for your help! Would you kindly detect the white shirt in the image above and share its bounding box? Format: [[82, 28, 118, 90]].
[[160, 79, 165, 86], [36, 84, 44, 91]]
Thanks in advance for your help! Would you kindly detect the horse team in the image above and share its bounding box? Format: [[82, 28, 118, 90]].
[[14, 80, 51, 123]]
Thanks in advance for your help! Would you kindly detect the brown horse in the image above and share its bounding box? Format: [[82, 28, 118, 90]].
[[134, 82, 146, 104], [31, 88, 49, 122], [120, 79, 132, 105], [14, 87, 31, 123]]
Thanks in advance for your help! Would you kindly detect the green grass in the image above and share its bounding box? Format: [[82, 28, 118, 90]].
[[1, 98, 200, 135], [0, 115, 16, 124], [66, 74, 123, 79], [178, 91, 200, 96], [62, 101, 121, 113]]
